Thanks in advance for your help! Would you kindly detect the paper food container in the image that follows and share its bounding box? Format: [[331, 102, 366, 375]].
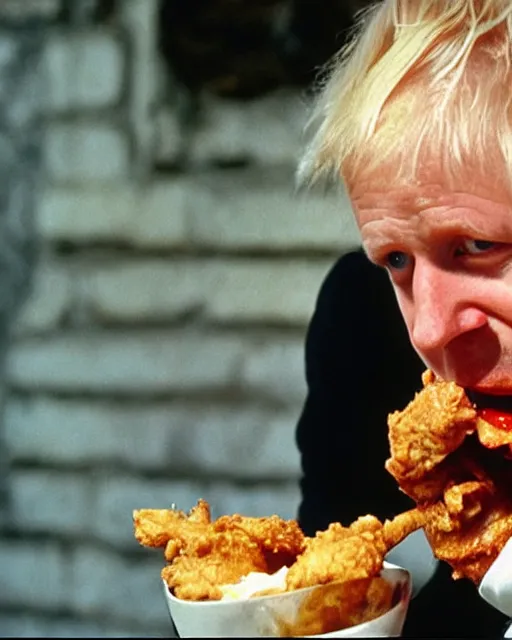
[[163, 562, 412, 638]]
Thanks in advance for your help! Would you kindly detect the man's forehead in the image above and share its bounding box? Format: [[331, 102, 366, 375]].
[[352, 183, 446, 213], [351, 178, 512, 214]]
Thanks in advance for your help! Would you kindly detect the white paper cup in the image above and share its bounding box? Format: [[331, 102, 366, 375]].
[[163, 562, 411, 638], [479, 537, 512, 617]]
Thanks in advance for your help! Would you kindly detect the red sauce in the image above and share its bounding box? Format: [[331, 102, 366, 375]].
[[478, 408, 512, 431]]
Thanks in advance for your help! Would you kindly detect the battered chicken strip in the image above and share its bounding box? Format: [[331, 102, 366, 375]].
[[134, 500, 306, 600], [162, 528, 268, 601], [134, 499, 212, 560], [215, 513, 305, 555], [421, 481, 512, 583], [134, 499, 424, 603], [285, 510, 424, 591], [386, 370, 512, 584], [477, 416, 512, 451], [386, 370, 476, 503]]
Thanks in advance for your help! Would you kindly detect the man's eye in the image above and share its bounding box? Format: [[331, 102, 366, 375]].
[[386, 251, 410, 270], [455, 239, 498, 256]]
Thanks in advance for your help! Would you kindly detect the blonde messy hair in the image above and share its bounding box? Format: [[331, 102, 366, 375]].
[[299, 0, 512, 196]]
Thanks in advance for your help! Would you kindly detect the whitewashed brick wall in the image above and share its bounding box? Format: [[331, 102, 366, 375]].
[[0, 1, 361, 636]]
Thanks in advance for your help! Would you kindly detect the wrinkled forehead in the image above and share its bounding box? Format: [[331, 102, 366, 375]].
[[351, 183, 446, 214], [349, 173, 512, 221], [350, 178, 512, 252]]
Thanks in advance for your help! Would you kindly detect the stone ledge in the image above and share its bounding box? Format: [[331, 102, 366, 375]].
[[6, 331, 246, 395], [5, 397, 301, 478], [14, 256, 331, 335], [39, 175, 358, 251], [39, 182, 187, 246], [6, 330, 308, 403], [189, 171, 358, 252], [79, 257, 331, 326]]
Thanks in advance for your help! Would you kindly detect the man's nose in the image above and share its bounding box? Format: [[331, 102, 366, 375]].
[[409, 261, 488, 354]]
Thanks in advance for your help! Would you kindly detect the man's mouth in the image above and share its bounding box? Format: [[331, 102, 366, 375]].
[[466, 389, 512, 431], [466, 389, 512, 412]]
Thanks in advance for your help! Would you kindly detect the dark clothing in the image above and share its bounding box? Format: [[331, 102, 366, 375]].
[[296, 249, 506, 637]]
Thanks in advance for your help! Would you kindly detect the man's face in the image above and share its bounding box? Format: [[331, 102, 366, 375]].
[[352, 179, 512, 397]]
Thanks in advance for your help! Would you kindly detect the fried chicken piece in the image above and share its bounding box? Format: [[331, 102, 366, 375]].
[[285, 520, 384, 591], [133, 507, 189, 548], [134, 499, 213, 561], [386, 370, 512, 584], [161, 528, 268, 601], [386, 370, 476, 502], [285, 511, 424, 591], [134, 500, 306, 601], [214, 513, 305, 555], [214, 513, 305, 571], [135, 497, 421, 612], [420, 480, 512, 584], [477, 416, 512, 450]]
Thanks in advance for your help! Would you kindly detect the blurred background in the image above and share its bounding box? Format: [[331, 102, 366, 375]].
[[0, 0, 369, 636]]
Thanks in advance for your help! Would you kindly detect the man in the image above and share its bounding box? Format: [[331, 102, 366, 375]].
[[298, 0, 512, 635], [296, 248, 507, 636]]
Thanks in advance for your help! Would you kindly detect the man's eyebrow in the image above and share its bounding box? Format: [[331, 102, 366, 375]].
[[360, 232, 398, 260]]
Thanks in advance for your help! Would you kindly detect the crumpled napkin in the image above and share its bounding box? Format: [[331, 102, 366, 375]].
[[479, 538, 512, 636]]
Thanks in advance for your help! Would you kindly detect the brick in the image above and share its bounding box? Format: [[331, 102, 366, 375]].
[[0, 540, 68, 609], [70, 545, 169, 628], [6, 331, 244, 394], [82, 260, 202, 322], [44, 31, 124, 112], [4, 397, 172, 468], [157, 403, 302, 480], [189, 168, 360, 252], [14, 263, 71, 334], [189, 91, 305, 166], [205, 259, 332, 325], [134, 181, 189, 247], [39, 182, 187, 246], [5, 397, 301, 479], [44, 122, 130, 183], [9, 470, 92, 535], [92, 476, 205, 547], [241, 335, 307, 404], [39, 185, 133, 241]]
